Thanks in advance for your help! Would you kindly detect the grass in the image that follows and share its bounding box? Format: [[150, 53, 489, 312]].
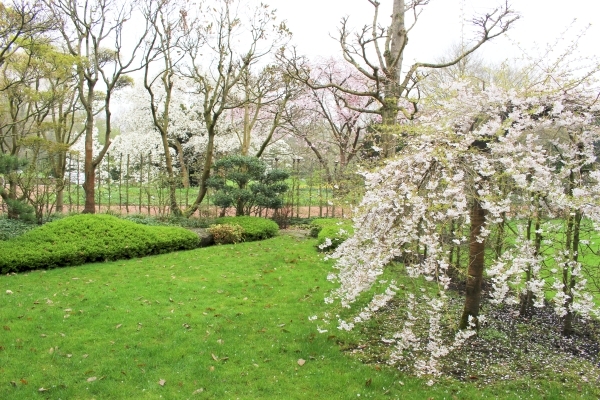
[[0, 232, 598, 399]]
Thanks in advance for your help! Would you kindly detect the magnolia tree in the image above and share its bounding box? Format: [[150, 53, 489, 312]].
[[320, 81, 600, 377], [111, 83, 240, 179]]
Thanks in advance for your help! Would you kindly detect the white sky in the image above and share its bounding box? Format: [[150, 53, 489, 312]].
[[268, 0, 599, 66]]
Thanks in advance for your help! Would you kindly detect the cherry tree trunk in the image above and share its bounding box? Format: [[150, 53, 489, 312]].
[[459, 196, 487, 329]]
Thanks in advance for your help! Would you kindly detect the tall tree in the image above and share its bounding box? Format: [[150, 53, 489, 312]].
[[180, 0, 290, 217], [284, 0, 517, 157], [141, 0, 188, 216], [45, 0, 149, 213]]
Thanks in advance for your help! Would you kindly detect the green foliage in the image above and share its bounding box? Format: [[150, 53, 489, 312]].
[[0, 217, 35, 240], [208, 223, 244, 244], [207, 155, 289, 215], [310, 218, 354, 251], [0, 154, 27, 173], [120, 214, 210, 228], [214, 216, 279, 241], [0, 153, 35, 222], [0, 214, 199, 273]]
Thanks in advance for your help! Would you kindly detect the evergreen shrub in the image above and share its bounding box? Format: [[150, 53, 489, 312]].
[[0, 214, 199, 273], [214, 216, 278, 241]]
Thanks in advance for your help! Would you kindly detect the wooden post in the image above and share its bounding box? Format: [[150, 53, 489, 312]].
[[125, 154, 130, 214], [147, 155, 151, 215], [76, 155, 80, 212], [139, 154, 143, 213], [107, 153, 111, 211], [118, 154, 123, 213], [67, 155, 72, 213], [96, 159, 101, 213]]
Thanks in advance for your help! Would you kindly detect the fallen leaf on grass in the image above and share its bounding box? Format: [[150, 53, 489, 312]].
[[6, 290, 13, 294], [38, 387, 48, 392], [115, 324, 122, 329], [192, 388, 204, 395], [211, 353, 219, 361], [87, 377, 97, 382], [10, 381, 16, 387], [82, 354, 88, 358], [158, 379, 166, 386], [20, 379, 28, 385], [297, 359, 306, 366]]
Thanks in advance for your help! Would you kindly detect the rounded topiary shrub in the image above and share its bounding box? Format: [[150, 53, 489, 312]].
[[0, 214, 199, 274], [214, 216, 278, 241], [208, 223, 244, 244]]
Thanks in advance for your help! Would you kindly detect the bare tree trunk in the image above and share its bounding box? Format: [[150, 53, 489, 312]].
[[82, 128, 95, 213], [562, 210, 581, 335], [185, 131, 215, 217], [174, 141, 190, 189], [459, 196, 487, 329]]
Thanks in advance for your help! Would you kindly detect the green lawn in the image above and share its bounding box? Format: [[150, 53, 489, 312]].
[[0, 233, 597, 399]]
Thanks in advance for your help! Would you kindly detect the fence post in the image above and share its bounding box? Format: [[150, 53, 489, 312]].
[[67, 155, 72, 213], [308, 164, 313, 219], [97, 158, 101, 213], [139, 154, 143, 213], [107, 153, 111, 212], [318, 172, 322, 218], [126, 154, 130, 214], [76, 155, 80, 212], [147, 155, 151, 215], [119, 154, 123, 214]]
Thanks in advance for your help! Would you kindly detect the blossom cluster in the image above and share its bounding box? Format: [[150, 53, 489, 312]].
[[323, 80, 600, 376]]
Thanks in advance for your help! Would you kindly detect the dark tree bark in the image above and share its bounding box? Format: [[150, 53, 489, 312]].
[[459, 194, 487, 330]]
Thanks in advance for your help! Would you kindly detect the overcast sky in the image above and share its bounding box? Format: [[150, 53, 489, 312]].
[[267, 0, 599, 67]]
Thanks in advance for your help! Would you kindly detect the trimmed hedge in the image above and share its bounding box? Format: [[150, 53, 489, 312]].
[[214, 216, 279, 241], [0, 214, 199, 274], [310, 218, 354, 251]]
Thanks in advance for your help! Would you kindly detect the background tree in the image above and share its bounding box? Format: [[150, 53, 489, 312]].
[[141, 0, 188, 216], [206, 155, 288, 217], [180, 0, 291, 217], [46, 0, 149, 213], [284, 0, 517, 157]]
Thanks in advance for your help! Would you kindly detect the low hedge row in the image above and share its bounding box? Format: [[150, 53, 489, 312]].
[[213, 216, 279, 241], [309, 218, 354, 251], [0, 214, 199, 274]]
